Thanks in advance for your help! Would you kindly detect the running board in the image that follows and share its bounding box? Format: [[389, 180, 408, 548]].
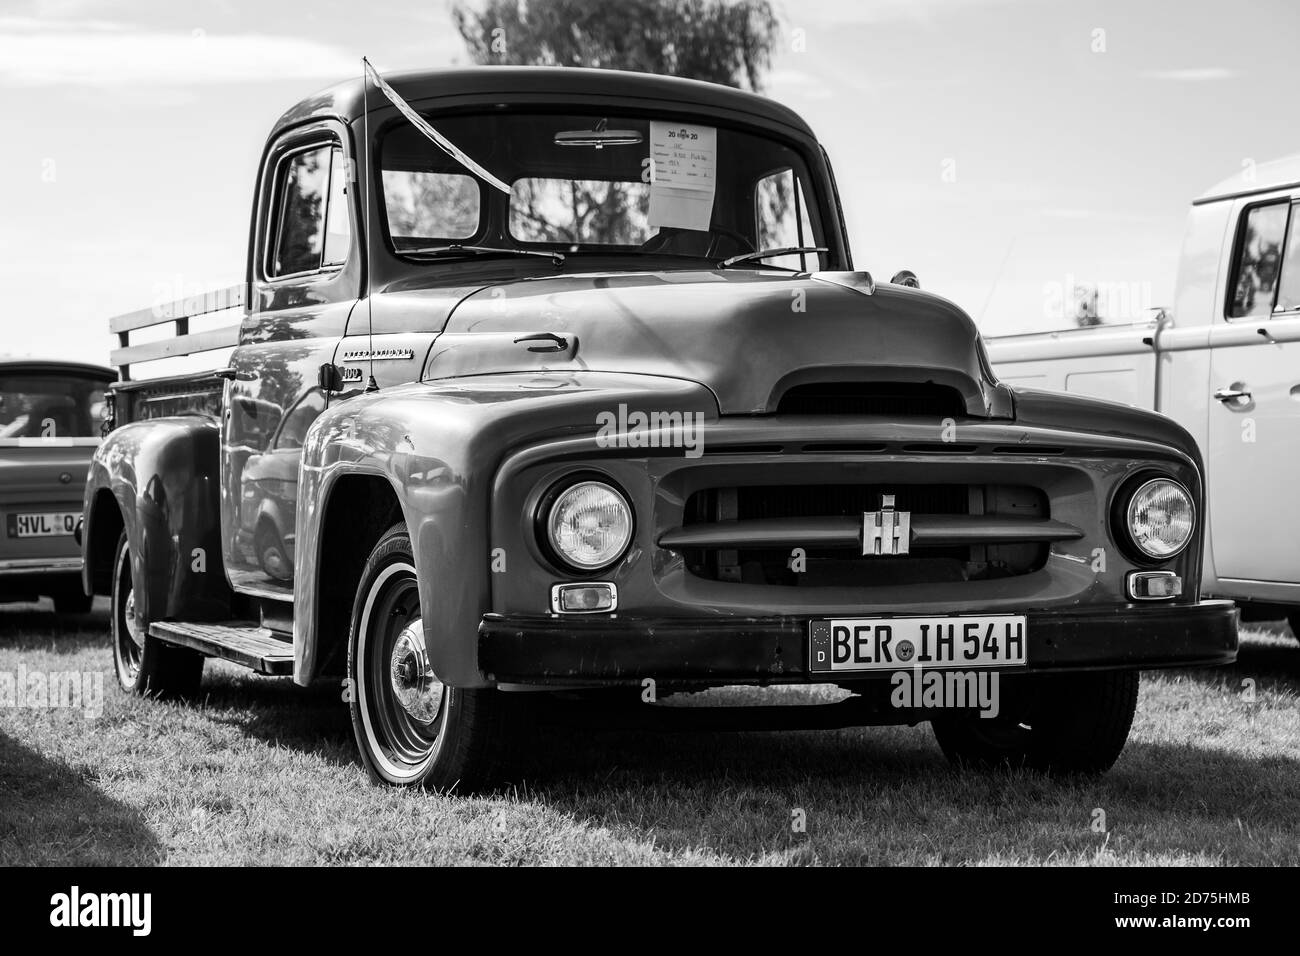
[[148, 620, 293, 676]]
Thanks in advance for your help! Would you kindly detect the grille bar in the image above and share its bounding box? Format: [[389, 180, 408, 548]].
[[730, 483, 971, 520], [659, 515, 1080, 551]]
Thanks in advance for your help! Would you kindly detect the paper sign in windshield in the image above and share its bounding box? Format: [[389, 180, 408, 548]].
[[648, 122, 717, 231]]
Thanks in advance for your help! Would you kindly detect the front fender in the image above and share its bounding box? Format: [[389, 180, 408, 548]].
[[294, 372, 717, 687], [1012, 386, 1204, 471], [82, 417, 234, 624]]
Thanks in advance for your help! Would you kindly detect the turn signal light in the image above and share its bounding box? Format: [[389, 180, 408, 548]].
[[550, 582, 618, 614], [1128, 570, 1182, 601]]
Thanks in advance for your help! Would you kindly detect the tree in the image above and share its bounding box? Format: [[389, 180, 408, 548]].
[[451, 0, 784, 246], [452, 0, 781, 92]]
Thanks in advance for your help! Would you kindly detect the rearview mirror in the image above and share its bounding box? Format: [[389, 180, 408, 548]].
[[554, 119, 643, 149]]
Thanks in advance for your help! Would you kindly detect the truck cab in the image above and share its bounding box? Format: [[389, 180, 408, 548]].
[[83, 67, 1236, 790], [988, 154, 1300, 629]]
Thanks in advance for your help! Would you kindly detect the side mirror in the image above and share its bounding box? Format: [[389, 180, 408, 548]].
[[318, 363, 345, 393], [891, 270, 920, 289]]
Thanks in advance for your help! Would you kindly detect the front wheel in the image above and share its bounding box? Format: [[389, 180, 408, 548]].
[[347, 522, 512, 791], [931, 670, 1139, 775]]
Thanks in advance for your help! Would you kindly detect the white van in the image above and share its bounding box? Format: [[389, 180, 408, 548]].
[[988, 155, 1300, 631]]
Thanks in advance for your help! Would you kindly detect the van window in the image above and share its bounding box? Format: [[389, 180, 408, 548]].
[[269, 144, 351, 278], [1274, 203, 1300, 313], [1228, 201, 1289, 318]]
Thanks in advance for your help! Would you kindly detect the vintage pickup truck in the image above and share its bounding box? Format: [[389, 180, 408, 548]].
[[988, 155, 1300, 636], [0, 358, 113, 613], [83, 66, 1237, 790]]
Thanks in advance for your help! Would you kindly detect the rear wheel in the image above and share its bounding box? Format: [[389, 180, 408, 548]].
[[931, 670, 1139, 775], [111, 532, 203, 698], [347, 522, 512, 791]]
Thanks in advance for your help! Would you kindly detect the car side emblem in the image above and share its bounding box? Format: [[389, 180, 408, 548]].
[[59, 472, 72, 484], [863, 493, 910, 556], [341, 347, 415, 362]]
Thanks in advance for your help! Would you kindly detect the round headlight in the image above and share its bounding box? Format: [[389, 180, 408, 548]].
[[546, 480, 633, 571], [1126, 477, 1194, 559]]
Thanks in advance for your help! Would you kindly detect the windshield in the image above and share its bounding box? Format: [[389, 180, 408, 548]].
[[380, 111, 827, 270], [0, 373, 109, 440]]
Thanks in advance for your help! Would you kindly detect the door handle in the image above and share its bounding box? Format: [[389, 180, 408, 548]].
[[1213, 385, 1252, 403], [513, 332, 570, 353]]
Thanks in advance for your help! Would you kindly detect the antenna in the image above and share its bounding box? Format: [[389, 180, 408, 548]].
[[362, 56, 378, 393]]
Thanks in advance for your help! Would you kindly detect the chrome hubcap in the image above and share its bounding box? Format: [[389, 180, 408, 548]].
[[389, 620, 442, 722], [123, 587, 144, 649]]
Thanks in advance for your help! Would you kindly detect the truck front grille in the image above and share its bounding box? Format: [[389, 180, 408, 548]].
[[675, 483, 1052, 587]]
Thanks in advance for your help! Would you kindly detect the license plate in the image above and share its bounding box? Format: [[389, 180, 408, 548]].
[[6, 512, 79, 538], [809, 615, 1027, 672]]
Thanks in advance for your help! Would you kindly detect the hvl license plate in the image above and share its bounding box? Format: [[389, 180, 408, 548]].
[[7, 512, 79, 538], [809, 615, 1027, 672]]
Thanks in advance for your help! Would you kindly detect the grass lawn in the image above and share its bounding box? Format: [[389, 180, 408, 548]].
[[1, 599, 1297, 865]]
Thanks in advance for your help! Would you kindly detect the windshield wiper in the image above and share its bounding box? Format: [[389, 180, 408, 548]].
[[719, 246, 828, 269], [401, 244, 565, 265]]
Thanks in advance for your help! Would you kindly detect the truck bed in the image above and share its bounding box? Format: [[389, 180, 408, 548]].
[[111, 370, 227, 427]]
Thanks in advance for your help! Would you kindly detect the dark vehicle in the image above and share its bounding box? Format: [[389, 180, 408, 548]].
[[0, 358, 113, 613], [82, 67, 1237, 790]]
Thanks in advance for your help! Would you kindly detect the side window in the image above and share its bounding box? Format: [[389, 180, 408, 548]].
[[1274, 203, 1300, 313], [322, 148, 352, 267], [269, 144, 351, 278], [1228, 201, 1289, 318], [755, 168, 820, 270]]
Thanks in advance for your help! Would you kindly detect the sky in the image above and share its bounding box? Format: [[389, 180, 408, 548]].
[[2, 0, 1298, 368]]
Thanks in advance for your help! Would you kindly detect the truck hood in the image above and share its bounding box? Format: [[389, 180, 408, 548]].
[[423, 270, 1013, 417]]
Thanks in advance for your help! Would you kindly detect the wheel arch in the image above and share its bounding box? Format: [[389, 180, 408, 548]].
[[83, 487, 125, 597], [80, 419, 236, 623], [294, 468, 404, 685]]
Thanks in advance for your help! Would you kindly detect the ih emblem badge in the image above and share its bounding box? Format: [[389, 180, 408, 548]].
[[863, 493, 911, 556]]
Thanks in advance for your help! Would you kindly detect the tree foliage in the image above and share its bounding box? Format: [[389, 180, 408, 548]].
[[453, 0, 781, 91]]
